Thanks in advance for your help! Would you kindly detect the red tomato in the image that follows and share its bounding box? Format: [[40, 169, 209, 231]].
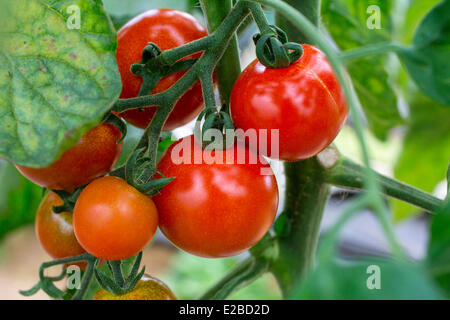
[[16, 124, 123, 192], [35, 192, 86, 269], [116, 9, 208, 130], [230, 44, 348, 161], [153, 135, 279, 258], [73, 176, 158, 261]]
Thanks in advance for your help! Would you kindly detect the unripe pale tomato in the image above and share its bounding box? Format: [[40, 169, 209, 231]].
[[16, 123, 123, 192], [93, 274, 176, 300], [116, 9, 208, 130], [153, 135, 279, 258], [35, 192, 86, 269], [73, 176, 158, 261], [230, 44, 348, 161]]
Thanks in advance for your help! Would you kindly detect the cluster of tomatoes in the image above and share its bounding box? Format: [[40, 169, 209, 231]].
[[16, 8, 347, 298]]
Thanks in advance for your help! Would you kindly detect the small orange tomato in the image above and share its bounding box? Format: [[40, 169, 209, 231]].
[[73, 176, 158, 261], [35, 192, 86, 269]]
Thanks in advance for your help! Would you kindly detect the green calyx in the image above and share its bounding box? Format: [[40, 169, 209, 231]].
[[51, 188, 84, 214], [94, 252, 146, 296], [124, 148, 174, 196], [194, 105, 236, 151], [253, 26, 304, 68], [246, 2, 303, 68]]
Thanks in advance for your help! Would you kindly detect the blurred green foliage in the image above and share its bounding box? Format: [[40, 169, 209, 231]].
[[391, 0, 450, 221], [161, 252, 281, 299], [290, 258, 443, 299], [428, 198, 450, 297], [322, 0, 450, 221], [321, 0, 402, 140], [0, 161, 42, 242], [392, 94, 450, 220]]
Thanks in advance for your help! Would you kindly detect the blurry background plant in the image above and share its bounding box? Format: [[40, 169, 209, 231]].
[[0, 0, 448, 299]]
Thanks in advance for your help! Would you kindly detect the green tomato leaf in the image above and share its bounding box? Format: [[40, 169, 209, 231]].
[[428, 199, 450, 297], [0, 0, 121, 167], [0, 161, 42, 241], [322, 0, 402, 140], [290, 258, 443, 299], [392, 94, 450, 221], [397, 0, 443, 44], [398, 0, 450, 105]]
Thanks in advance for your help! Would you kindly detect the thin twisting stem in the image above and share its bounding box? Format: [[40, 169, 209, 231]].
[[199, 257, 269, 300], [72, 258, 97, 300], [339, 42, 406, 62]]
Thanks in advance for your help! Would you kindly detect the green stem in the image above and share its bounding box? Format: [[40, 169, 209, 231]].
[[275, 0, 320, 44], [72, 258, 97, 300], [247, 2, 272, 33], [318, 195, 370, 259], [109, 261, 125, 288], [271, 158, 330, 296], [200, 0, 243, 107], [160, 37, 213, 65], [339, 42, 406, 62], [38, 253, 96, 270], [324, 158, 444, 214], [198, 69, 216, 109], [115, 1, 251, 186], [199, 257, 269, 300], [259, 0, 328, 297], [32, 253, 97, 300]]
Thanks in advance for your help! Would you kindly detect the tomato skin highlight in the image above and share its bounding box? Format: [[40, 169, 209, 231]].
[[73, 176, 158, 261], [35, 192, 86, 268], [116, 9, 208, 130], [153, 135, 279, 258], [16, 123, 123, 192], [230, 44, 348, 161], [93, 274, 176, 300]]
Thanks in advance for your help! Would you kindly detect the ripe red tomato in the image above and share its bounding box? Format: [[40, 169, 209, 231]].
[[230, 44, 348, 161], [16, 123, 123, 192], [35, 192, 86, 268], [73, 176, 158, 261], [116, 9, 208, 130], [93, 274, 176, 300], [153, 135, 279, 258]]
